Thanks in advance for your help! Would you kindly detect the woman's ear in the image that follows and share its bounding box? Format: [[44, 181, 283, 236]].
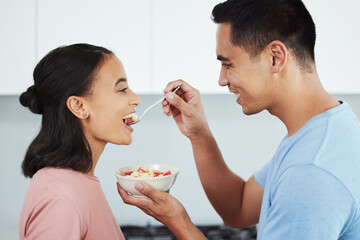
[[268, 40, 288, 74], [66, 96, 89, 119]]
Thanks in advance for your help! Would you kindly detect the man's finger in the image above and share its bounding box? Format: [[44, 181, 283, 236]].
[[117, 182, 149, 207], [165, 91, 190, 115], [117, 182, 131, 202], [135, 181, 162, 201], [163, 79, 183, 93], [163, 79, 193, 94]]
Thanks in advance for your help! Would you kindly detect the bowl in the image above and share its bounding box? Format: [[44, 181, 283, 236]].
[[115, 163, 179, 196]]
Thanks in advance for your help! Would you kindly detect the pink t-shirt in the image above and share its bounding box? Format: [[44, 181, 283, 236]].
[[19, 167, 125, 240]]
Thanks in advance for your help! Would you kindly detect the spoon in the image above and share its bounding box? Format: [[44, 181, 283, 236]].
[[128, 86, 181, 125]]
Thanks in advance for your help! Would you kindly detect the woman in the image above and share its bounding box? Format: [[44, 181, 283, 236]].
[[19, 43, 140, 239]]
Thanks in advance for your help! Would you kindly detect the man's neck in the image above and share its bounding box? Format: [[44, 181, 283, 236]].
[[269, 73, 339, 137]]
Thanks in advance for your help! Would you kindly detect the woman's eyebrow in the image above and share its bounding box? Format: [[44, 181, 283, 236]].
[[114, 78, 127, 87]]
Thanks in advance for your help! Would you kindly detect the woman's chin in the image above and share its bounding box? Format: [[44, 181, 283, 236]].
[[111, 137, 132, 146]]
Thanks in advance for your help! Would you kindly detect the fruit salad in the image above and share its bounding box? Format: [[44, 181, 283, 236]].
[[124, 167, 172, 178]]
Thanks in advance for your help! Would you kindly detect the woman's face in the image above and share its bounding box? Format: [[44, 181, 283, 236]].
[[83, 55, 140, 146]]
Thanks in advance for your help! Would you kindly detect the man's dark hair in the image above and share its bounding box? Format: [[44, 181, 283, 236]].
[[19, 43, 113, 178], [212, 0, 316, 70]]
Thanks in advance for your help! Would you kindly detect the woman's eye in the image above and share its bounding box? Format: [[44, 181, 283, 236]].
[[119, 87, 128, 94]]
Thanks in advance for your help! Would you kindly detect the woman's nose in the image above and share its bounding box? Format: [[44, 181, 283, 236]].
[[130, 89, 141, 106]]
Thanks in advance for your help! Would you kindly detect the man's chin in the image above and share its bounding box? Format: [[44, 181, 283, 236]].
[[242, 106, 262, 116]]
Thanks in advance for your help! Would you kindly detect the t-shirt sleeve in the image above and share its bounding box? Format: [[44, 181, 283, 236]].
[[24, 196, 82, 240], [253, 160, 271, 188], [261, 165, 355, 239]]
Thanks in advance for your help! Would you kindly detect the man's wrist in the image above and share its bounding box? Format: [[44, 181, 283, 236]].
[[188, 126, 213, 143], [166, 214, 206, 240]]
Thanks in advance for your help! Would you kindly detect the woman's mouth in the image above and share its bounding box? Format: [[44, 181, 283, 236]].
[[123, 113, 139, 125]]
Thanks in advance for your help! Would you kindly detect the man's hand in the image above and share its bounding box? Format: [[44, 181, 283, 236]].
[[117, 181, 186, 225], [117, 181, 207, 240], [162, 80, 211, 140]]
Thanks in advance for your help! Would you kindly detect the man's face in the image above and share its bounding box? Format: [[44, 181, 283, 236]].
[[216, 23, 274, 115]]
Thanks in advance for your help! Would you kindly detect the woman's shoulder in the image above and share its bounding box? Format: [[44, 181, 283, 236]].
[[30, 167, 100, 201], [33, 167, 99, 183]]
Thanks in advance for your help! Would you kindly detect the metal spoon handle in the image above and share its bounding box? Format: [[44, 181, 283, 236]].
[[140, 85, 181, 119], [128, 86, 181, 125], [139, 96, 165, 119]]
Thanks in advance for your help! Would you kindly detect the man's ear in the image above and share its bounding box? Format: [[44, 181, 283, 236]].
[[66, 96, 89, 119], [268, 40, 288, 74]]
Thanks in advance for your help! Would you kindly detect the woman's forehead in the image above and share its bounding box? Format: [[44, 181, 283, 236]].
[[97, 56, 127, 83]]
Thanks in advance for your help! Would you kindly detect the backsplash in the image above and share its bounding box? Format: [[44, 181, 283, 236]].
[[1, 94, 360, 238]]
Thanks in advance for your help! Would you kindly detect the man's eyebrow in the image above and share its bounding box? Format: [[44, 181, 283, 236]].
[[114, 78, 127, 87], [217, 55, 230, 61]]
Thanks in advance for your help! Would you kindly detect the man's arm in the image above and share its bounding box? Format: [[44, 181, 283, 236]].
[[190, 129, 264, 228], [163, 80, 264, 228], [117, 182, 207, 240]]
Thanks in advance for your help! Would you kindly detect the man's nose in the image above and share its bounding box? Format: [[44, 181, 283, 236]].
[[218, 69, 229, 87]]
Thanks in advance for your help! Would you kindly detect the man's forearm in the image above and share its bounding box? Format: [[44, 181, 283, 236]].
[[168, 219, 207, 240], [190, 131, 246, 222]]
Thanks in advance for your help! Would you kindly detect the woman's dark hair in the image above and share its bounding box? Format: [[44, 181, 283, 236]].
[[19, 43, 113, 178], [212, 0, 316, 70]]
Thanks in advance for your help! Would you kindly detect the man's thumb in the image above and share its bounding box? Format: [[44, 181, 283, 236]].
[[135, 181, 156, 198], [165, 92, 186, 111]]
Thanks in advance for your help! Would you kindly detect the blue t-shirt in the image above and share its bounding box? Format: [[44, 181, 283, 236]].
[[254, 101, 360, 240]]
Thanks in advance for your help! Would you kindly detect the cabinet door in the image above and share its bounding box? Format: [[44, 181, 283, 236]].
[[37, 0, 151, 93], [152, 0, 227, 93], [301, 0, 360, 93], [153, 0, 360, 94], [0, 0, 36, 95]]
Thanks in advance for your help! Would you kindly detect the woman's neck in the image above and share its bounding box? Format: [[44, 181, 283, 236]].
[[86, 137, 106, 176]]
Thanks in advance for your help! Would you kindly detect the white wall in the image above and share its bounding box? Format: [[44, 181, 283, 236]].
[[1, 0, 360, 94], [303, 0, 360, 93]]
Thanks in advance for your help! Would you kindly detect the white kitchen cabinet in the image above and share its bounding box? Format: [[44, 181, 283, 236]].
[[303, 0, 360, 93], [0, 0, 36, 95], [151, 0, 360, 94], [151, 0, 228, 94], [1, 1, 360, 95], [37, 0, 152, 93]]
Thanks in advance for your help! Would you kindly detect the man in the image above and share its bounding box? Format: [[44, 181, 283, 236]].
[[118, 0, 360, 239]]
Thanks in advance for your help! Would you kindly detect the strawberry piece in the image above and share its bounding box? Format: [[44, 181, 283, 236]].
[[137, 167, 147, 173], [163, 170, 172, 176], [154, 171, 163, 177], [124, 171, 133, 176]]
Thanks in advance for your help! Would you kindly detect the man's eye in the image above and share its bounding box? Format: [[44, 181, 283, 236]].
[[222, 63, 231, 69]]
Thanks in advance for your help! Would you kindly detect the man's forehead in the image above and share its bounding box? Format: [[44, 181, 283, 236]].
[[216, 23, 232, 41], [216, 23, 234, 59]]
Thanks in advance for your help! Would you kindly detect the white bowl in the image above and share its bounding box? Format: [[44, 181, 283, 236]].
[[115, 163, 179, 196]]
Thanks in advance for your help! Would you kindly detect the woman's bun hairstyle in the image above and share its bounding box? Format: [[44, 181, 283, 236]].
[[19, 85, 42, 114]]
